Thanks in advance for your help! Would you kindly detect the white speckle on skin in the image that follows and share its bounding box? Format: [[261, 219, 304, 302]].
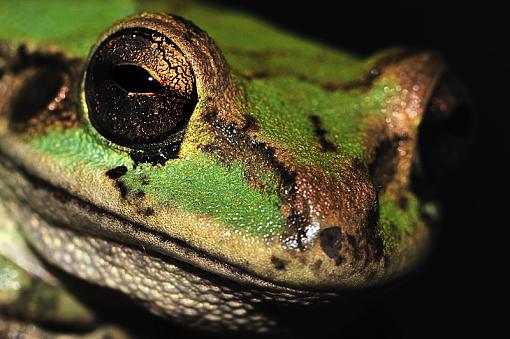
[[281, 221, 321, 250]]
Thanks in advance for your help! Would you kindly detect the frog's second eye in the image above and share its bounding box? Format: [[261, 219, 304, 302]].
[[84, 28, 197, 148]]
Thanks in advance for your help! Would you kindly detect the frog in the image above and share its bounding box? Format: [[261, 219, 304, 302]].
[[0, 0, 473, 337]]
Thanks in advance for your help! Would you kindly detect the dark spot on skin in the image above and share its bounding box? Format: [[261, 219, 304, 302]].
[[242, 138, 310, 247], [319, 81, 343, 92], [368, 137, 408, 192], [241, 114, 259, 132], [398, 196, 408, 209], [105, 166, 129, 199], [201, 143, 219, 153], [256, 144, 296, 190], [129, 143, 180, 166], [242, 70, 271, 80], [311, 260, 322, 272], [320, 227, 343, 265], [270, 256, 287, 270], [116, 181, 128, 199], [202, 110, 219, 123], [10, 45, 44, 72], [251, 70, 271, 79], [346, 234, 361, 260], [105, 165, 127, 179], [2, 46, 81, 133], [330, 68, 382, 91], [366, 208, 384, 261], [10, 67, 65, 126], [309, 115, 337, 152], [144, 207, 154, 217], [134, 190, 145, 199]]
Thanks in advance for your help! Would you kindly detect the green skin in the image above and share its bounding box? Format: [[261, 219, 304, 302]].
[[0, 0, 448, 337]]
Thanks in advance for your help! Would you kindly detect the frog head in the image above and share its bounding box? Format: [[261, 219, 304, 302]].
[[0, 4, 472, 332]]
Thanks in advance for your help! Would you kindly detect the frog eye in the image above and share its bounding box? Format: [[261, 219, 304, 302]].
[[84, 28, 197, 149]]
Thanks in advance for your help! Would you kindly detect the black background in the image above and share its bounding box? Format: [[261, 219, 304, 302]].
[[205, 1, 508, 338]]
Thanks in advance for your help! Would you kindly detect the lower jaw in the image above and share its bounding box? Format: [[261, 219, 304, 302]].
[[11, 196, 328, 333]]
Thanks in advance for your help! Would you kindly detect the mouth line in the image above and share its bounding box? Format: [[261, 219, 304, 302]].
[[0, 147, 308, 293]]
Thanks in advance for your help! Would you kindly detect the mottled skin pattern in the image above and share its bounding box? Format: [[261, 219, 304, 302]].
[[0, 0, 468, 337]]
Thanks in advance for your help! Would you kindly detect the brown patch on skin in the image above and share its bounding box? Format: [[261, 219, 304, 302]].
[[0, 45, 81, 134], [270, 256, 287, 270], [309, 115, 337, 152]]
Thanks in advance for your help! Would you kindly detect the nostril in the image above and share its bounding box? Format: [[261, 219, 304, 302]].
[[416, 72, 475, 179]]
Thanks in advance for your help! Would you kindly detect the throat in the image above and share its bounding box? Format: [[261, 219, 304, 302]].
[[19, 209, 278, 333]]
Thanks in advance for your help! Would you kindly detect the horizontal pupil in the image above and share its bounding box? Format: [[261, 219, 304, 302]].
[[110, 64, 166, 94]]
